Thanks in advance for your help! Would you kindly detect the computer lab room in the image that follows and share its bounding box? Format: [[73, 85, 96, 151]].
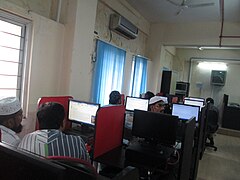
[[0, 0, 240, 179]]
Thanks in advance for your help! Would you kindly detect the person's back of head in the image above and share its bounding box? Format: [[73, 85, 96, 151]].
[[37, 102, 65, 130], [206, 97, 214, 104], [109, 91, 121, 104], [144, 91, 155, 100]]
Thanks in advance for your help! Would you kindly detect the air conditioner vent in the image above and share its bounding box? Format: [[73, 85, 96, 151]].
[[109, 14, 138, 39]]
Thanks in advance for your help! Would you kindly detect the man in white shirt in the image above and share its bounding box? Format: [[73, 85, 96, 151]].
[[0, 97, 23, 147]]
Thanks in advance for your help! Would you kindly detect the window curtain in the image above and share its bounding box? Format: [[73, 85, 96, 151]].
[[130, 56, 148, 97], [91, 40, 126, 105]]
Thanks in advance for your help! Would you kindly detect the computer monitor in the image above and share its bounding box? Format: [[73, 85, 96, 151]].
[[184, 99, 204, 111], [0, 142, 66, 179], [0, 142, 97, 180], [132, 110, 178, 146], [68, 99, 100, 126], [125, 96, 149, 112], [184, 97, 205, 102], [172, 103, 200, 121]]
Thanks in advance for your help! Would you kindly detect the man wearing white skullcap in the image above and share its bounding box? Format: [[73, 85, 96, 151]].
[[149, 96, 165, 113], [0, 97, 23, 147]]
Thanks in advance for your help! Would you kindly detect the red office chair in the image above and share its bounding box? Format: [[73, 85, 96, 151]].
[[36, 96, 73, 131]]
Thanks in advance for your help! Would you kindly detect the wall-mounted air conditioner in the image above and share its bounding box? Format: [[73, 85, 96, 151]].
[[109, 14, 138, 40]]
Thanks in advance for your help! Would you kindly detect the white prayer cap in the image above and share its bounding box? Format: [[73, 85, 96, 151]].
[[0, 97, 21, 116], [149, 96, 165, 105]]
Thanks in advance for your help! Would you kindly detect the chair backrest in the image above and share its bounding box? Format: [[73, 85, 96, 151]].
[[93, 105, 126, 159], [36, 96, 73, 130], [199, 103, 210, 160]]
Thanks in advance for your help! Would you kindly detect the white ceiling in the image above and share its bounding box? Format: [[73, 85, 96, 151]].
[[126, 0, 240, 23]]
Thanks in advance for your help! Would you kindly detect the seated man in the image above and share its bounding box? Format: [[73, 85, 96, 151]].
[[18, 102, 90, 161], [148, 96, 165, 113], [0, 97, 23, 147]]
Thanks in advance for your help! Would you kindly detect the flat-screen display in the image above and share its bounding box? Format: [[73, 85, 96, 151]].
[[68, 99, 100, 126], [184, 97, 205, 102], [184, 99, 204, 111], [172, 103, 200, 121], [125, 96, 149, 111], [132, 110, 178, 146]]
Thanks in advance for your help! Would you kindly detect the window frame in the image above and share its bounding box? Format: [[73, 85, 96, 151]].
[[0, 10, 32, 116]]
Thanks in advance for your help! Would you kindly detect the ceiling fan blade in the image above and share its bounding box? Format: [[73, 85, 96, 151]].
[[188, 2, 215, 8]]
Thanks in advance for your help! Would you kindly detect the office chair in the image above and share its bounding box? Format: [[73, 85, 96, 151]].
[[205, 109, 219, 151]]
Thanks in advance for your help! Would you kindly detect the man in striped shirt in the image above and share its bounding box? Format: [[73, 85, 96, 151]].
[[18, 102, 89, 162]]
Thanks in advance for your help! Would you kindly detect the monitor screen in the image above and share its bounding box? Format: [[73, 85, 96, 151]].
[[184, 99, 204, 111], [68, 99, 100, 126], [172, 103, 200, 121], [0, 142, 66, 179], [132, 110, 178, 146], [125, 96, 149, 111]]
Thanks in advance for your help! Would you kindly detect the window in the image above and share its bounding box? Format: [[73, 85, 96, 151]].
[[0, 11, 30, 101], [129, 55, 148, 97], [91, 40, 126, 105]]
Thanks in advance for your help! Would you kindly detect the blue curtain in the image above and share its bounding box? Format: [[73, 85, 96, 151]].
[[91, 40, 126, 105], [130, 56, 148, 97]]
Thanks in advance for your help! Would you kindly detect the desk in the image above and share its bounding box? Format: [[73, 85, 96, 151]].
[[125, 142, 175, 170]]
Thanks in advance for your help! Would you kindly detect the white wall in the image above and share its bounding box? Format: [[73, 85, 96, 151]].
[[147, 22, 240, 94], [176, 48, 240, 108], [67, 0, 98, 101], [0, 1, 66, 135]]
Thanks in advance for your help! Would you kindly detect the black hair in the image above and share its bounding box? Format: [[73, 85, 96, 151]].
[[144, 91, 155, 100], [37, 102, 65, 129], [109, 91, 121, 104], [206, 97, 214, 104]]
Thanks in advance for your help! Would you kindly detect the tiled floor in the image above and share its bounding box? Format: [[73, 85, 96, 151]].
[[197, 133, 240, 180]]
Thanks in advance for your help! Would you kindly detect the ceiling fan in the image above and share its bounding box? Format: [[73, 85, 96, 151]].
[[166, 0, 215, 15]]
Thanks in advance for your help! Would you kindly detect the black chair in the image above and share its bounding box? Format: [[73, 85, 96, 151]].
[[205, 109, 219, 151]]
